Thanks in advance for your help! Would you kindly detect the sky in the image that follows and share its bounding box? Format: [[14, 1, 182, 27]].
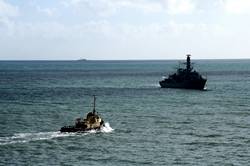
[[0, 0, 250, 60]]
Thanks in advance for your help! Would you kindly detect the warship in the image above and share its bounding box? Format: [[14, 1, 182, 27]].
[[159, 54, 207, 90], [60, 96, 105, 133]]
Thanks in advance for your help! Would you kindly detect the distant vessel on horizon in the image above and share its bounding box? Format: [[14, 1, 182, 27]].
[[159, 54, 207, 90], [77, 58, 87, 61]]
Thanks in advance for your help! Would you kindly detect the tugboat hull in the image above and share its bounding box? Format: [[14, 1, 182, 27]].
[[60, 126, 102, 133]]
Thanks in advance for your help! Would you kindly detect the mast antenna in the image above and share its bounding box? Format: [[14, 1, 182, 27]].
[[93, 95, 96, 114]]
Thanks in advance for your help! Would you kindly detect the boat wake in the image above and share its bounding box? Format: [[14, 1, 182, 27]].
[[0, 131, 70, 145], [0, 122, 113, 146]]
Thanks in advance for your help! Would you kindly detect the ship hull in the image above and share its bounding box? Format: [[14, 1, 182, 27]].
[[60, 125, 102, 133], [159, 78, 207, 90]]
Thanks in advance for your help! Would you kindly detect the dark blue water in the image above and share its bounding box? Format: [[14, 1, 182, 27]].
[[0, 60, 250, 165]]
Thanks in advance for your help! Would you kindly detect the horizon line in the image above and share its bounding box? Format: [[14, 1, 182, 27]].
[[1, 58, 250, 61]]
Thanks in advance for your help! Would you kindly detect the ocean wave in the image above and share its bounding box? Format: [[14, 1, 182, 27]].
[[0, 122, 113, 146]]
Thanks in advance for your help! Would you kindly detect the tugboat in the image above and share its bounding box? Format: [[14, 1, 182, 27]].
[[159, 54, 207, 90], [60, 96, 105, 132]]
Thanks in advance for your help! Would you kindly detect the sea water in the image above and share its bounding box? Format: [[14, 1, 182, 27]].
[[0, 60, 249, 165]]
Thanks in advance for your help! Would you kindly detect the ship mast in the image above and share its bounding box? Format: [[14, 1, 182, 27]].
[[93, 95, 96, 114], [186, 54, 191, 72]]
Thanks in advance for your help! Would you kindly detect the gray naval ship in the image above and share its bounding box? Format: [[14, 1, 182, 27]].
[[159, 54, 207, 90], [60, 96, 105, 133]]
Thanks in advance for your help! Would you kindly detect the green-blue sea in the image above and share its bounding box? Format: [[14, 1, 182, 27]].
[[0, 59, 250, 165]]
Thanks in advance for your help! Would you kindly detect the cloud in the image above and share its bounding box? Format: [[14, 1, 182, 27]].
[[62, 0, 197, 17], [116, 0, 163, 13], [2, 0, 248, 59], [223, 0, 250, 14], [166, 0, 196, 15], [0, 0, 18, 35], [37, 6, 58, 17], [2, 18, 227, 43], [0, 0, 19, 17]]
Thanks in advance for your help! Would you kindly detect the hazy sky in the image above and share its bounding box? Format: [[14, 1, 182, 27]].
[[0, 0, 250, 60]]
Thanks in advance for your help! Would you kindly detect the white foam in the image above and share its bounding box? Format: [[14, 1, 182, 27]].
[[81, 122, 114, 134], [0, 122, 113, 145], [0, 131, 76, 145], [1, 132, 63, 145], [101, 122, 114, 133]]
